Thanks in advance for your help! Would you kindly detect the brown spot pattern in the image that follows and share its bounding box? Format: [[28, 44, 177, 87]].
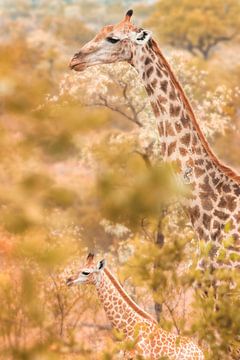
[[225, 195, 237, 211], [160, 80, 168, 93], [189, 205, 200, 224], [179, 147, 188, 156], [158, 122, 164, 137], [151, 101, 160, 117], [169, 86, 177, 100], [201, 197, 213, 211], [156, 68, 163, 78], [203, 213, 211, 230], [146, 84, 154, 96], [213, 209, 229, 221], [145, 57, 151, 65], [175, 122, 182, 132], [194, 166, 205, 177], [180, 113, 189, 128], [180, 133, 191, 147], [169, 104, 181, 117], [167, 141, 177, 156], [165, 121, 175, 136], [151, 79, 158, 88], [146, 66, 154, 77]]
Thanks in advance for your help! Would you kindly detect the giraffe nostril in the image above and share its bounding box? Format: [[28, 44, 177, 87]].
[[73, 51, 82, 59], [66, 277, 74, 286]]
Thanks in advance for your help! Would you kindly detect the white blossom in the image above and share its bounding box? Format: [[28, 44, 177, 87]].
[[100, 218, 131, 238]]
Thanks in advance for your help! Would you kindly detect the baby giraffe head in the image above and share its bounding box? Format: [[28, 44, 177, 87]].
[[69, 9, 152, 71], [66, 253, 106, 286]]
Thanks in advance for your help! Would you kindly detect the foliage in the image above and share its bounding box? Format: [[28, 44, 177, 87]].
[[0, 1, 239, 359], [147, 0, 240, 59]]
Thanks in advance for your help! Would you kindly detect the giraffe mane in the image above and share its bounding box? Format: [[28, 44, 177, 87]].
[[149, 38, 240, 185], [104, 267, 157, 324]]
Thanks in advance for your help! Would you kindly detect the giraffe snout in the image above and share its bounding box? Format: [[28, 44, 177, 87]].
[[69, 51, 86, 71]]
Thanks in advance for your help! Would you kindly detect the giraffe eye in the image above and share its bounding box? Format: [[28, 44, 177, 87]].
[[106, 37, 120, 44], [82, 271, 90, 276], [136, 31, 148, 41]]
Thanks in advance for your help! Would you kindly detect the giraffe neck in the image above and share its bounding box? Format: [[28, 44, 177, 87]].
[[95, 267, 156, 336], [131, 39, 240, 256]]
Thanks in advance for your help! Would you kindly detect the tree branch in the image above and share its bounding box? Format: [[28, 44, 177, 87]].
[[96, 94, 143, 127], [78, 321, 111, 331], [134, 150, 152, 169], [163, 301, 181, 335]]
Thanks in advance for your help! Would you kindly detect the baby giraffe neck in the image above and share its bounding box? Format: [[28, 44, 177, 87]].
[[95, 268, 156, 336], [131, 39, 240, 259], [94, 268, 203, 359]]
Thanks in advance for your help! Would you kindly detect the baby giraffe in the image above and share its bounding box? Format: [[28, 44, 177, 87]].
[[66, 253, 204, 359]]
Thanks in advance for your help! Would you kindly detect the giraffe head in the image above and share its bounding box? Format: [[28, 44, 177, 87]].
[[66, 253, 106, 286], [69, 9, 152, 71]]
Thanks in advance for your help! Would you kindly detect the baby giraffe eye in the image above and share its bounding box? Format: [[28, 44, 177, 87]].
[[82, 271, 90, 276], [106, 37, 120, 44]]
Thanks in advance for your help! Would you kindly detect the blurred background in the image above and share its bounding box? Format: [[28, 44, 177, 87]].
[[0, 0, 240, 359]]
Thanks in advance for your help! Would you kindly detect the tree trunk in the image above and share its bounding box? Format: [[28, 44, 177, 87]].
[[153, 213, 165, 322]]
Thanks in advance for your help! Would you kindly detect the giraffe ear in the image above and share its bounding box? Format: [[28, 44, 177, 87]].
[[134, 29, 152, 45], [97, 259, 106, 271]]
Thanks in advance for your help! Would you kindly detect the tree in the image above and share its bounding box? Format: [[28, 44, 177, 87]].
[[147, 0, 240, 59]]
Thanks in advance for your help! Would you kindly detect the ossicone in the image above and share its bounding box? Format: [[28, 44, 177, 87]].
[[125, 9, 133, 22], [87, 253, 94, 261]]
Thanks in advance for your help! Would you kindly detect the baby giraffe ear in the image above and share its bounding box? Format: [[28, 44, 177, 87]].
[[134, 29, 152, 45], [97, 259, 106, 271]]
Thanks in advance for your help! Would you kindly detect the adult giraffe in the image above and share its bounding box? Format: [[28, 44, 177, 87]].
[[66, 253, 204, 359], [69, 10, 240, 268]]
